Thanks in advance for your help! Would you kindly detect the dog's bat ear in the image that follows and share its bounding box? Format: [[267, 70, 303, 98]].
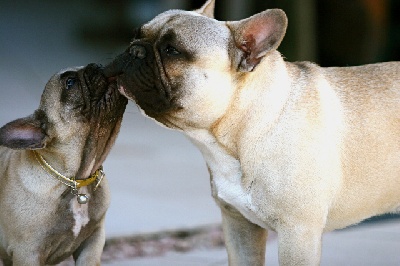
[[228, 9, 288, 72], [0, 110, 49, 150], [195, 0, 215, 18]]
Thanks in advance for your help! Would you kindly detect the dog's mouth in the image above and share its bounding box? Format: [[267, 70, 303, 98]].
[[70, 64, 128, 180], [81, 63, 128, 120], [104, 43, 182, 119]]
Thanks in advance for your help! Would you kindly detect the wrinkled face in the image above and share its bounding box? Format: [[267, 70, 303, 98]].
[[109, 10, 236, 129], [43, 64, 126, 125], [41, 64, 127, 177]]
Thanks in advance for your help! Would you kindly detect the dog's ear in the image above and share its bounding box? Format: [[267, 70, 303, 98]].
[[228, 9, 288, 72], [0, 110, 49, 150], [195, 0, 215, 18]]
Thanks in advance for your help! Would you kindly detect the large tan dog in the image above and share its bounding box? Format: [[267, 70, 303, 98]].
[[107, 0, 400, 265], [0, 64, 127, 265]]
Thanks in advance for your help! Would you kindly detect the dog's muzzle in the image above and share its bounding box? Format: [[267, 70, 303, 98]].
[[103, 44, 147, 78], [106, 42, 180, 117]]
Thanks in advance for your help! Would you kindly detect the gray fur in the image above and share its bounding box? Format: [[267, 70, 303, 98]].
[[0, 64, 127, 265]]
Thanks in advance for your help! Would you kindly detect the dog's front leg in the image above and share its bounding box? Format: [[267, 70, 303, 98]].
[[8, 250, 41, 266], [277, 225, 323, 266], [221, 207, 267, 266], [73, 222, 105, 266]]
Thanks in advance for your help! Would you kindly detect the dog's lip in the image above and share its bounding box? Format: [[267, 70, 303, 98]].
[[116, 79, 139, 103], [117, 84, 124, 94], [117, 83, 131, 100]]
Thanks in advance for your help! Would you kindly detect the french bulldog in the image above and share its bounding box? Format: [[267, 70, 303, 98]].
[[0, 63, 127, 265], [107, 0, 400, 265]]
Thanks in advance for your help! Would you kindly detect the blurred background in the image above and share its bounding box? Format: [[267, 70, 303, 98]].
[[1, 0, 400, 265], [78, 0, 400, 65]]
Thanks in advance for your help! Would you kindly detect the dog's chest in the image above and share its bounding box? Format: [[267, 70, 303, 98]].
[[187, 130, 265, 228], [70, 187, 90, 236]]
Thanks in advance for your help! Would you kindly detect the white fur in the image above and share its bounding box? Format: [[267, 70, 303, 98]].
[[187, 129, 266, 228], [71, 187, 90, 237]]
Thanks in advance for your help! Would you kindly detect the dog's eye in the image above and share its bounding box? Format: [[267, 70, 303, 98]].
[[164, 45, 181, 56], [65, 78, 76, 90]]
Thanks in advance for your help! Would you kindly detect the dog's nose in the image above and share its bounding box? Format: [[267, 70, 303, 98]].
[[129, 45, 146, 59]]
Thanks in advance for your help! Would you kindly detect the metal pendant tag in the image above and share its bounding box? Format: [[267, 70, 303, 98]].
[[77, 194, 89, 204]]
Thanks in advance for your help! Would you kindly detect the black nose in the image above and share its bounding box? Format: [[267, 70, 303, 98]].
[[129, 45, 146, 59]]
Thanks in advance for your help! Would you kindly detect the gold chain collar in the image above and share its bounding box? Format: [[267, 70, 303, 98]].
[[33, 150, 105, 204]]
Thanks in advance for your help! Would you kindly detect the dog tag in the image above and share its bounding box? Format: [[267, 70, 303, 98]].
[[77, 194, 89, 204]]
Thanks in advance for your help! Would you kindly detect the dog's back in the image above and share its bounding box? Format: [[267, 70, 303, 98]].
[[284, 61, 400, 230], [325, 62, 400, 228]]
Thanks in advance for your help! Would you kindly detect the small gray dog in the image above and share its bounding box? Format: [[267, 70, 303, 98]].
[[0, 64, 127, 265], [106, 0, 400, 265]]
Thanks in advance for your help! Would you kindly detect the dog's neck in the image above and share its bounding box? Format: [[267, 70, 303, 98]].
[[32, 149, 102, 188], [33, 144, 91, 181], [210, 51, 293, 157]]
